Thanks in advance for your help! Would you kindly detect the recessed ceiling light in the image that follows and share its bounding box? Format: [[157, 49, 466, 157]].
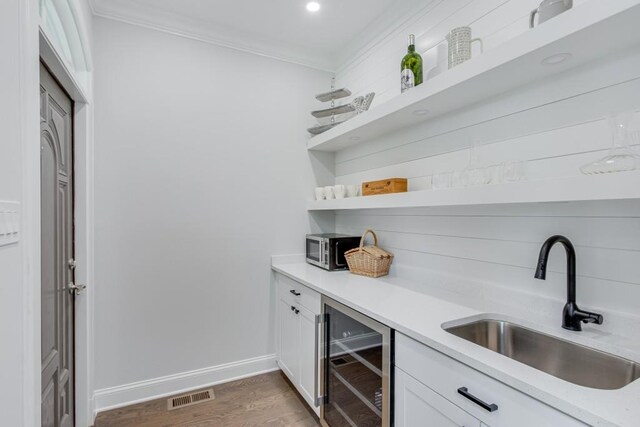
[[306, 2, 320, 12], [413, 109, 430, 116], [541, 53, 572, 66]]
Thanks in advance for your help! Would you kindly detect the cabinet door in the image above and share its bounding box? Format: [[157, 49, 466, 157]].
[[278, 297, 299, 381], [396, 367, 481, 427], [298, 305, 319, 412]]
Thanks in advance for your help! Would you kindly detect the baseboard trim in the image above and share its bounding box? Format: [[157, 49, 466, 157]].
[[93, 354, 278, 416]]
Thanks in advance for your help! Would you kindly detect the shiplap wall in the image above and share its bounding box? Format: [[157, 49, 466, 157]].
[[329, 0, 640, 331], [336, 0, 589, 107]]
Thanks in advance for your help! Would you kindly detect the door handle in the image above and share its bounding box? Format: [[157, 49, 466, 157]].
[[314, 314, 323, 407], [457, 387, 498, 412], [66, 282, 86, 295]]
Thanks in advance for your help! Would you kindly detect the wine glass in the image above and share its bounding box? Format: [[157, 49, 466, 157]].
[[461, 139, 490, 186], [581, 113, 638, 175]]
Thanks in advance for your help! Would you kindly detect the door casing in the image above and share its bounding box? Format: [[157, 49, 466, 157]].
[[36, 26, 95, 427]]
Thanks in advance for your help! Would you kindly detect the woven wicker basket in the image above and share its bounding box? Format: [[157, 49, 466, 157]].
[[345, 229, 394, 278]]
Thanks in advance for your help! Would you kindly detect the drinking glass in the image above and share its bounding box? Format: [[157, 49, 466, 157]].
[[485, 164, 502, 184], [433, 171, 452, 189], [424, 175, 433, 190], [451, 171, 463, 188], [502, 160, 527, 182], [461, 139, 490, 186], [346, 185, 359, 197]]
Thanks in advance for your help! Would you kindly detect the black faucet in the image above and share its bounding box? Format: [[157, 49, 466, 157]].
[[534, 235, 603, 331]]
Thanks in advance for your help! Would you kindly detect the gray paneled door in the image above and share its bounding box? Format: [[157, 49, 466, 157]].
[[40, 63, 75, 427]]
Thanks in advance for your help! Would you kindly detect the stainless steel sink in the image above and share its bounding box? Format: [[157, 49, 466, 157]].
[[444, 319, 640, 390]]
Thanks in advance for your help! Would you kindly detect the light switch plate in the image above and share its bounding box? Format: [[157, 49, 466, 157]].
[[0, 201, 20, 247]]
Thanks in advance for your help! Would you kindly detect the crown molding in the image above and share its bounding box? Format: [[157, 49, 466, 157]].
[[334, 0, 432, 75], [89, 0, 337, 72]]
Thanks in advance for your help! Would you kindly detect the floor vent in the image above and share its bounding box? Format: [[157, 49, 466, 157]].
[[167, 388, 215, 411], [331, 357, 349, 366]]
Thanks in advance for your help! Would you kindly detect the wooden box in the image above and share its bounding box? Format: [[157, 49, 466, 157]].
[[362, 178, 408, 196]]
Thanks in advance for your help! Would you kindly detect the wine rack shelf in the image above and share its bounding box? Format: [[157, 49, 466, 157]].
[[307, 1, 640, 152], [307, 171, 640, 211]]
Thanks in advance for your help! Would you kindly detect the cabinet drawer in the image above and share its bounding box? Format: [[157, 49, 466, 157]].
[[395, 367, 481, 427], [277, 274, 321, 314], [396, 333, 586, 427]]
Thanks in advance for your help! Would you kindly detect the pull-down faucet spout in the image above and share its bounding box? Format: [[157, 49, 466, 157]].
[[535, 235, 603, 331]]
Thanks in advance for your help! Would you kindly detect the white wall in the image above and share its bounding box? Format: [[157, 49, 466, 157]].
[[0, 0, 27, 424], [92, 17, 331, 409], [332, 0, 640, 337]]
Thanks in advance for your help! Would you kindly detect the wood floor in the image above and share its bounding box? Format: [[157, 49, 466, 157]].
[[94, 371, 320, 427]]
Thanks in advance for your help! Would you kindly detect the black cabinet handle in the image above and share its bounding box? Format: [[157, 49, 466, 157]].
[[290, 290, 301, 296], [290, 306, 295, 311], [457, 387, 498, 412], [294, 308, 300, 314]]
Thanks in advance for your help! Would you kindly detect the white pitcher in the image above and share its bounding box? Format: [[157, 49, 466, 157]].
[[530, 0, 573, 28], [446, 26, 483, 69]]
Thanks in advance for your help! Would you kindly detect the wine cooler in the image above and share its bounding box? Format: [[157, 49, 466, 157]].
[[320, 296, 393, 427]]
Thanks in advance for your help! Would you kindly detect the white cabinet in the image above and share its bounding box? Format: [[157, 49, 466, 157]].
[[275, 274, 321, 415], [396, 367, 481, 427], [277, 297, 299, 381], [298, 305, 318, 405], [395, 333, 587, 427]]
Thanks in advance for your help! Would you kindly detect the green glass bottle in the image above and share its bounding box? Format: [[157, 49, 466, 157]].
[[401, 34, 423, 93]]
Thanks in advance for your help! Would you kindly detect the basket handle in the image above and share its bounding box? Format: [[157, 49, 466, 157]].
[[360, 229, 379, 249]]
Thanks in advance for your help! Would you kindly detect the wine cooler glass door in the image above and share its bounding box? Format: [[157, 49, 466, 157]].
[[321, 297, 391, 427]]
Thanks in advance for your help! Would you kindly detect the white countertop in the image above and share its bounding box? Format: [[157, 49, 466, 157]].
[[271, 258, 640, 427]]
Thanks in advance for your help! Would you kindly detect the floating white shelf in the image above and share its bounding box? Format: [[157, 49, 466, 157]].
[[307, 172, 640, 211], [307, 0, 640, 152]]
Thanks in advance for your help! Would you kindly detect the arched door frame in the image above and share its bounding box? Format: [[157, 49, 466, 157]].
[[23, 0, 95, 426]]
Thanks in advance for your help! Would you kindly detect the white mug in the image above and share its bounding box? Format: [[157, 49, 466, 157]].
[[324, 185, 335, 199], [346, 185, 359, 198], [333, 185, 346, 199], [530, 0, 573, 28], [446, 26, 483, 69], [314, 187, 325, 201]]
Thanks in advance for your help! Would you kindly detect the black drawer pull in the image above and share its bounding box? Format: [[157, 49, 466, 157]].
[[290, 290, 301, 296], [290, 306, 295, 311], [457, 387, 498, 412]]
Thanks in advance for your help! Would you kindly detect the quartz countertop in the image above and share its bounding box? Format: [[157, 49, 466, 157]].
[[271, 257, 640, 427]]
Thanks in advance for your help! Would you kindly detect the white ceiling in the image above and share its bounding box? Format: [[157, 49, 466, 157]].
[[90, 0, 418, 71]]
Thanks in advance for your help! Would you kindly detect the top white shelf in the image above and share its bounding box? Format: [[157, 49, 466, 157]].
[[307, 0, 640, 152]]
